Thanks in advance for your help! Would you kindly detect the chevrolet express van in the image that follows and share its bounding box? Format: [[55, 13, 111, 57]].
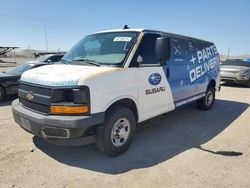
[[12, 28, 220, 156]]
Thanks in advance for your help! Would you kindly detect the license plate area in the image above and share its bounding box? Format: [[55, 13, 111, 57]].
[[20, 117, 31, 131]]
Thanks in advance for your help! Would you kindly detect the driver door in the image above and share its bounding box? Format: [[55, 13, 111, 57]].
[[135, 33, 174, 122]]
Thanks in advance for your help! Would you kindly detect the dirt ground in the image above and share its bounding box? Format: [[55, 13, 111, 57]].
[[0, 66, 249, 187]]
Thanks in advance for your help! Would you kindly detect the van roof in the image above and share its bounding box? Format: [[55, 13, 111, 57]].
[[96, 28, 213, 44], [95, 28, 144, 33]]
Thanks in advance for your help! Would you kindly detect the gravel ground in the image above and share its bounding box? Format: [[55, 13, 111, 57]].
[[0, 78, 249, 187]]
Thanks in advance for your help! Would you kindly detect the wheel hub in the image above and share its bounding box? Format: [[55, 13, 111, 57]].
[[111, 118, 130, 147], [206, 91, 213, 106]]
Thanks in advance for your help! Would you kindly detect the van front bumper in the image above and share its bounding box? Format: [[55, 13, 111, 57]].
[[12, 99, 105, 146]]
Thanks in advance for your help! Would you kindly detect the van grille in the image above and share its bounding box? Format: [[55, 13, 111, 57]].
[[20, 98, 50, 114], [19, 83, 52, 114], [19, 83, 52, 96]]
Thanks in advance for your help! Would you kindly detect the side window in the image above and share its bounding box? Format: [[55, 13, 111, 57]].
[[138, 34, 160, 65], [170, 38, 185, 64]]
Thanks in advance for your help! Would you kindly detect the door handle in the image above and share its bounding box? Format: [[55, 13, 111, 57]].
[[166, 68, 170, 78]]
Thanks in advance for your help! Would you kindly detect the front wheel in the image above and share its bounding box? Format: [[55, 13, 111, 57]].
[[96, 106, 136, 157], [197, 87, 215, 111]]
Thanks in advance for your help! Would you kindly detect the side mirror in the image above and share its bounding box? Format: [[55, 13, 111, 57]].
[[136, 55, 143, 65], [155, 37, 171, 63]]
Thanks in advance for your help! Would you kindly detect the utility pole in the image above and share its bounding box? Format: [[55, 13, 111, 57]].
[[44, 24, 48, 52], [227, 46, 230, 59]]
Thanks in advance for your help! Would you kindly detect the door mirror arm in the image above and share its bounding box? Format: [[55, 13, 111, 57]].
[[136, 55, 143, 66]]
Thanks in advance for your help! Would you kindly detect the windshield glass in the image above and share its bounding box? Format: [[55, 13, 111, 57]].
[[221, 59, 250, 67], [62, 32, 138, 66], [6, 63, 34, 75]]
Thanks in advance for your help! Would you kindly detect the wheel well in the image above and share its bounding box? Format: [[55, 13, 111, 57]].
[[105, 98, 138, 122], [208, 79, 216, 89], [0, 85, 5, 94], [0, 85, 6, 100]]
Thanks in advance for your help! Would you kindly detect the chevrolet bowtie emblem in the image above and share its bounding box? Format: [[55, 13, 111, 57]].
[[26, 93, 34, 101]]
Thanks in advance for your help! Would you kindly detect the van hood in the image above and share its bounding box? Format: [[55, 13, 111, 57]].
[[21, 64, 120, 86]]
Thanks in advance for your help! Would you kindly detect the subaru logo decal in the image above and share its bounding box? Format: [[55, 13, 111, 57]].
[[148, 73, 161, 85]]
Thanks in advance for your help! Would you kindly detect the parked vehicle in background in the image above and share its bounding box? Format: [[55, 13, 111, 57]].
[[27, 54, 64, 64], [0, 62, 49, 101], [0, 54, 64, 101], [220, 59, 250, 87], [12, 28, 220, 156], [244, 58, 250, 62]]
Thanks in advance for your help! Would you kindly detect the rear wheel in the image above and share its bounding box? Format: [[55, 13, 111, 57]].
[[0, 86, 5, 102], [197, 86, 215, 111], [96, 106, 136, 157]]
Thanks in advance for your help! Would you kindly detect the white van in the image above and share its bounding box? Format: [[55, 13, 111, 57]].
[[12, 28, 220, 156]]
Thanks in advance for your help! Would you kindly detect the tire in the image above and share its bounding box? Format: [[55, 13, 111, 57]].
[[96, 106, 136, 157], [197, 86, 215, 111], [247, 80, 250, 88], [0, 86, 5, 102]]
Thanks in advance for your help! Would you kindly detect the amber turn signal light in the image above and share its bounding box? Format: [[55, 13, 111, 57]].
[[50, 105, 89, 114]]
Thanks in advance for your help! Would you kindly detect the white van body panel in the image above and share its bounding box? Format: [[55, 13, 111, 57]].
[[21, 64, 176, 123], [135, 67, 175, 121], [21, 64, 119, 87], [80, 67, 174, 122]]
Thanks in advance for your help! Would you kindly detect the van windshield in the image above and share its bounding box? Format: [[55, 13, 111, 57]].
[[62, 32, 138, 66]]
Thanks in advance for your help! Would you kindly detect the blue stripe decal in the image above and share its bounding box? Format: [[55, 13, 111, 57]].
[[174, 92, 206, 107]]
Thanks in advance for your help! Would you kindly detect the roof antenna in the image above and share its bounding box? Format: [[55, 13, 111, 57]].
[[123, 25, 130, 29]]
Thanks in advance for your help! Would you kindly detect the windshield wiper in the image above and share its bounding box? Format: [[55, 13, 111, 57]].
[[71, 58, 100, 66], [60, 59, 69, 64]]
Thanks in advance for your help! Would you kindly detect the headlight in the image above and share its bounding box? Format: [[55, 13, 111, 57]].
[[240, 70, 249, 79], [50, 87, 90, 114], [240, 70, 248, 75]]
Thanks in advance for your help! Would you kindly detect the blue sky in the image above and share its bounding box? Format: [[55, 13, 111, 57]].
[[0, 0, 249, 55]]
